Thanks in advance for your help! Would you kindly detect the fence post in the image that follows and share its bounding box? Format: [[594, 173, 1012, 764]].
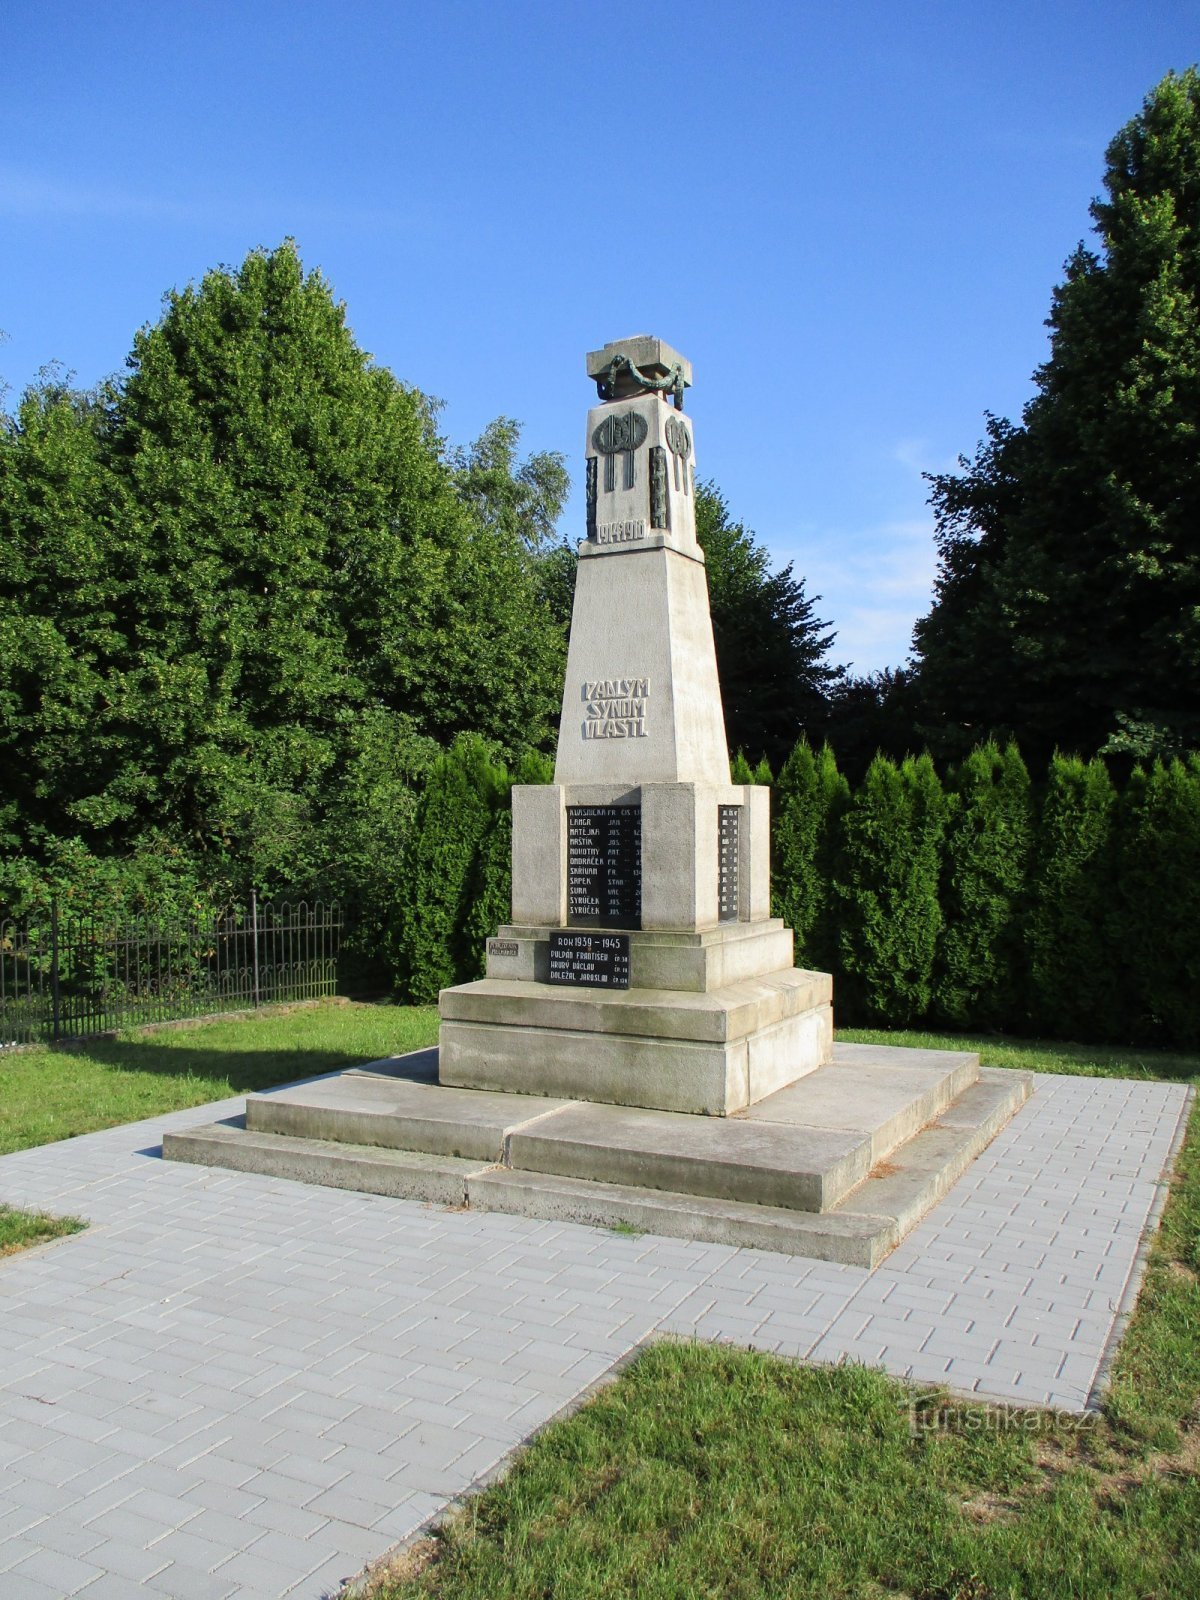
[[251, 888, 261, 1009], [50, 897, 62, 1043]]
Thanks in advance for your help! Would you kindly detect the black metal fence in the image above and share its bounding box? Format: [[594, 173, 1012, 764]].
[[0, 896, 341, 1050]]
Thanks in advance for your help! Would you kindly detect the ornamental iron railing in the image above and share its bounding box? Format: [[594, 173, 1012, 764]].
[[0, 895, 341, 1049]]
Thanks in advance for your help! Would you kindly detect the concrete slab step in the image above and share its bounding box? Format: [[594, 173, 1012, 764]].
[[738, 1043, 980, 1164], [161, 1120, 491, 1205], [467, 1167, 895, 1267], [246, 1075, 575, 1163], [160, 1056, 1035, 1267], [836, 1068, 1034, 1239], [506, 1100, 871, 1213]]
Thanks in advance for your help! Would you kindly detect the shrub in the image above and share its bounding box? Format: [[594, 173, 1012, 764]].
[[1027, 755, 1121, 1040], [935, 742, 1032, 1030], [1114, 758, 1200, 1048], [393, 733, 509, 1002], [834, 753, 946, 1024], [772, 739, 850, 972]]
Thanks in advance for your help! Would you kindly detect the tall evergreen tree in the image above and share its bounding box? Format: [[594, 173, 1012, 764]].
[[393, 733, 509, 1002], [695, 482, 843, 768], [771, 740, 850, 972], [934, 743, 1032, 1030], [914, 69, 1200, 762], [833, 753, 946, 1025], [1027, 755, 1122, 1041], [1113, 758, 1200, 1047]]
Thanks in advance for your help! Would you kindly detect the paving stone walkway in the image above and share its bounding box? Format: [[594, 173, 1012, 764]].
[[0, 1067, 1190, 1600]]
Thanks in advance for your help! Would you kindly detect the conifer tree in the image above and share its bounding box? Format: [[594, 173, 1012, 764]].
[[1113, 758, 1200, 1046], [394, 734, 508, 1002], [461, 750, 553, 978], [935, 743, 1033, 1030], [1027, 755, 1121, 1040], [915, 70, 1200, 761], [696, 482, 842, 767], [771, 740, 850, 972], [834, 753, 946, 1024]]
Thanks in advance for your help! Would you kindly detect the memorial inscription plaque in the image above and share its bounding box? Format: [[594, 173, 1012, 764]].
[[548, 930, 631, 989], [567, 804, 641, 928], [718, 804, 741, 922]]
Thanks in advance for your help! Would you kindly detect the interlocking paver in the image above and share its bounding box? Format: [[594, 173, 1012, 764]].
[[0, 1071, 1189, 1596]]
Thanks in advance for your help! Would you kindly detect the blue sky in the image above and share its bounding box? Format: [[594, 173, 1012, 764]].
[[3, 1, 1197, 674]]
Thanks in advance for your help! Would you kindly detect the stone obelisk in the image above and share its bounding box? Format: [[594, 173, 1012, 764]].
[[438, 337, 833, 1114]]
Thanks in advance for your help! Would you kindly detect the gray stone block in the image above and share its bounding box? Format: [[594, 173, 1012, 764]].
[[467, 1168, 895, 1268], [161, 1124, 491, 1206], [506, 1100, 871, 1212]]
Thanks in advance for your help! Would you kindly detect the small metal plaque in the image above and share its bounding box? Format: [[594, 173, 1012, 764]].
[[487, 939, 519, 958], [718, 805, 741, 922], [548, 930, 631, 989], [567, 805, 641, 929]]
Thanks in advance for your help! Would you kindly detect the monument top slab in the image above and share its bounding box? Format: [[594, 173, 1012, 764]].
[[586, 335, 693, 409]]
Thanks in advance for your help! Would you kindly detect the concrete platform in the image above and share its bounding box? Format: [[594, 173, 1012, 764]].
[[163, 1043, 1033, 1266], [439, 969, 833, 1115]]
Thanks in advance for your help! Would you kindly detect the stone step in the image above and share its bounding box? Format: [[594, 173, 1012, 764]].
[[160, 1121, 490, 1205], [840, 1069, 1033, 1234], [737, 1042, 980, 1165], [505, 1100, 871, 1213], [246, 1074, 574, 1163], [160, 1056, 1034, 1267], [471, 1067, 1033, 1267], [467, 1167, 893, 1267], [487, 920, 801, 993]]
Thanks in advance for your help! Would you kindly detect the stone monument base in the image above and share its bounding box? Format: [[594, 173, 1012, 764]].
[[162, 1042, 1033, 1268], [438, 920, 830, 1116]]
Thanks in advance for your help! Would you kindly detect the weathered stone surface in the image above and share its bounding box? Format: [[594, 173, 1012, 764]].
[[585, 335, 693, 392], [161, 1047, 1035, 1265], [488, 921, 801, 993], [738, 1042, 980, 1163], [467, 1168, 893, 1268], [440, 970, 828, 1044], [506, 1099, 871, 1212], [438, 972, 832, 1114], [553, 540, 728, 788], [246, 1074, 575, 1162], [161, 1120, 490, 1205]]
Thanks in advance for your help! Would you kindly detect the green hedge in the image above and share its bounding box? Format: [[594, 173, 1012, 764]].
[[398, 735, 1200, 1050]]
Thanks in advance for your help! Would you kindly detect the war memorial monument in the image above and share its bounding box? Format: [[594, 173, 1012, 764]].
[[166, 338, 1031, 1266]]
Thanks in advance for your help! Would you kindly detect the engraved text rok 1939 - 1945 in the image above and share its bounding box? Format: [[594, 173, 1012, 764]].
[[547, 930, 631, 989], [718, 805, 741, 922], [567, 805, 641, 928]]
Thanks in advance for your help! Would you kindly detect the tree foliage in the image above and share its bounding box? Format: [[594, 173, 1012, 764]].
[[914, 69, 1200, 762], [771, 740, 849, 972], [934, 743, 1032, 1030], [834, 753, 946, 1025], [1113, 757, 1200, 1045], [1027, 755, 1120, 1040], [695, 482, 843, 769], [393, 734, 509, 1002], [0, 243, 568, 982]]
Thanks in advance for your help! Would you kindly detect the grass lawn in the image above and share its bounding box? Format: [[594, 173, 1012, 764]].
[[0, 998, 439, 1156], [0, 1203, 86, 1258], [364, 1028, 1200, 1600]]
